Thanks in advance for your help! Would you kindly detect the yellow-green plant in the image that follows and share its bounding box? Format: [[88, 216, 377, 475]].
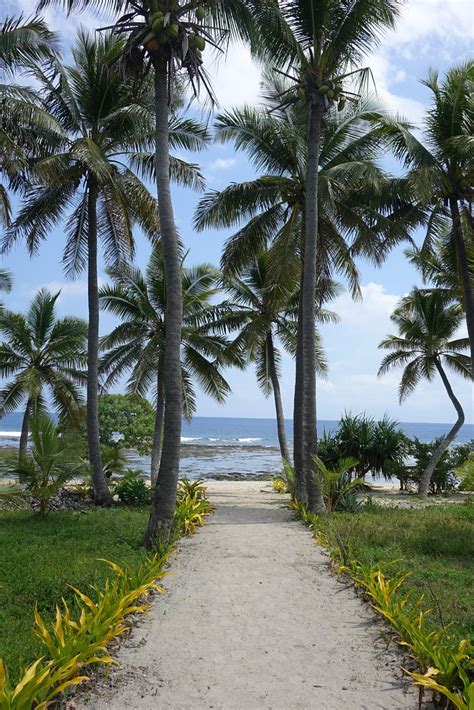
[[271, 477, 287, 494], [177, 477, 207, 501], [294, 502, 474, 709], [0, 554, 168, 708]]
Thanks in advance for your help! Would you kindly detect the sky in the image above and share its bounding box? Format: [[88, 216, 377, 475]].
[[2, 0, 473, 424]]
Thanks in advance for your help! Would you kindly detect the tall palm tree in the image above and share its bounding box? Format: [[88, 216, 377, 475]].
[[250, 0, 401, 511], [378, 289, 471, 497], [195, 89, 421, 502], [2, 32, 204, 505], [40, 0, 257, 542], [99, 249, 239, 486], [381, 62, 474, 372], [0, 289, 87, 458], [219, 252, 336, 463]]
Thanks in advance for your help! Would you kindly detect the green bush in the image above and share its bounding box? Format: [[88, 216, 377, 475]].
[[114, 471, 151, 507], [456, 453, 474, 491]]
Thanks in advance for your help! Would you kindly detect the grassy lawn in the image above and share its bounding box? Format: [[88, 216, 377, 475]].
[[0, 508, 150, 682], [317, 503, 474, 644]]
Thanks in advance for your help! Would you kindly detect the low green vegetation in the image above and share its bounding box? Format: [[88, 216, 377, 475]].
[[317, 504, 474, 643], [0, 507, 150, 682]]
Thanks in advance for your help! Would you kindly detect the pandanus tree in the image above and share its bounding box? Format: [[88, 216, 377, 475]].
[[378, 289, 471, 497], [248, 0, 401, 511], [0, 289, 87, 458], [218, 252, 336, 463], [40, 0, 256, 543], [195, 87, 421, 503], [99, 249, 238, 486], [2, 32, 206, 505], [381, 62, 474, 373]]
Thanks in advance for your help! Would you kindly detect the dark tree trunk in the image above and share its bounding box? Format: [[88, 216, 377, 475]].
[[150, 371, 165, 488], [19, 398, 32, 459], [266, 331, 290, 463], [301, 100, 326, 513], [293, 260, 306, 502], [418, 358, 465, 497], [449, 196, 474, 377], [87, 177, 112, 506], [143, 62, 183, 547]]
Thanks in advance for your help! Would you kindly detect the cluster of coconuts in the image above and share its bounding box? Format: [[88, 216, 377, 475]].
[[319, 81, 346, 111], [150, 3, 206, 50]]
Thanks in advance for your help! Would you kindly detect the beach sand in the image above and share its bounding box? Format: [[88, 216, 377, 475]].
[[73, 481, 416, 710]]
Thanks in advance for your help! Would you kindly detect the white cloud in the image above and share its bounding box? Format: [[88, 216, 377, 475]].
[[37, 279, 104, 299], [207, 43, 263, 110], [208, 158, 237, 171]]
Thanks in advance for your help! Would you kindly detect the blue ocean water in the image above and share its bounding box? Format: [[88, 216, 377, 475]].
[[1, 412, 472, 480]]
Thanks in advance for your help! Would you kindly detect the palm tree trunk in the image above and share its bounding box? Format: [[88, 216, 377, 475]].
[[87, 177, 112, 507], [301, 100, 326, 513], [293, 259, 306, 502], [266, 331, 290, 463], [143, 61, 183, 548], [19, 397, 32, 458], [150, 371, 165, 488], [449, 196, 474, 377], [419, 358, 465, 497]]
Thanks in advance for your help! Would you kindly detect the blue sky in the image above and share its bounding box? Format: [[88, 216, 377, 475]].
[[2, 0, 473, 423]]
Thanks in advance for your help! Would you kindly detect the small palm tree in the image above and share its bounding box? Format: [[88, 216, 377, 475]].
[[382, 62, 474, 370], [14, 413, 85, 515], [0, 289, 87, 459], [219, 252, 335, 463], [378, 289, 471, 497], [99, 249, 238, 486]]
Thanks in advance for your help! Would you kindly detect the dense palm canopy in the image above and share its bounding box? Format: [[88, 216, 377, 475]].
[[378, 289, 470, 496], [0, 289, 87, 458], [381, 62, 474, 371], [99, 249, 239, 484]]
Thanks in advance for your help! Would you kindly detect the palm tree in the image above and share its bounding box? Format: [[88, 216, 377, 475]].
[[0, 289, 87, 459], [378, 289, 471, 497], [249, 0, 401, 511], [0, 15, 60, 226], [381, 62, 474, 372], [99, 249, 238, 486], [195, 88, 421, 503], [40, 0, 257, 542], [2, 32, 205, 505], [218, 252, 336, 463]]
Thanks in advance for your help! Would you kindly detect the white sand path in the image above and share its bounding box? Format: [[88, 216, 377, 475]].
[[76, 481, 416, 710]]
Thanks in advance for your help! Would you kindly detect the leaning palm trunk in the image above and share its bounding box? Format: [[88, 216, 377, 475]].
[[293, 259, 306, 501], [87, 178, 112, 506], [301, 101, 326, 513], [150, 373, 165, 488], [449, 196, 474, 377], [419, 359, 465, 497], [143, 64, 183, 547], [19, 397, 33, 459], [267, 332, 290, 463]]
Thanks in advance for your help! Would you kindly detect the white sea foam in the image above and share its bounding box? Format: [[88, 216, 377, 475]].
[[181, 437, 202, 442], [237, 437, 262, 443], [0, 431, 21, 438]]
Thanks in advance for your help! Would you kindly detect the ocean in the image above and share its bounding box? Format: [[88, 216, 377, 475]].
[[1, 413, 472, 480]]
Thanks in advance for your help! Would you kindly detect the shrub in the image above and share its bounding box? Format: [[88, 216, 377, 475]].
[[407, 438, 471, 494], [456, 453, 474, 492], [114, 471, 151, 507], [313, 456, 364, 512]]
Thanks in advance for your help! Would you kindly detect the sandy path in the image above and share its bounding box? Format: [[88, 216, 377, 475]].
[[77, 481, 416, 710]]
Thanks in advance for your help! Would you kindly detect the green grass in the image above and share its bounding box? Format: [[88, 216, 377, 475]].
[[0, 507, 150, 681], [317, 503, 474, 644]]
